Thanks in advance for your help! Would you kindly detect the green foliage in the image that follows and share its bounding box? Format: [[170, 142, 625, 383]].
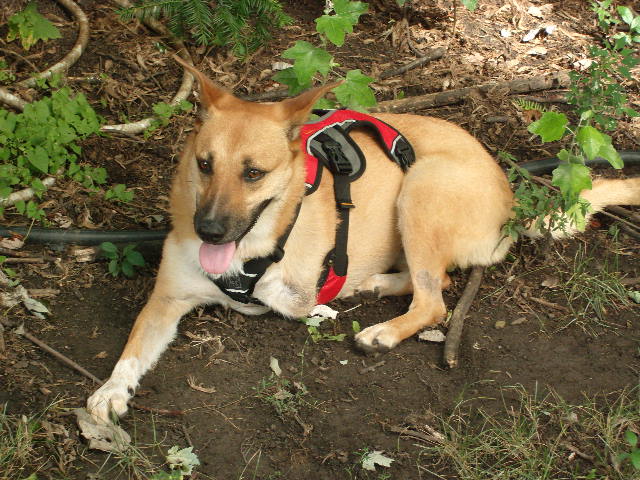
[[119, 0, 292, 57], [461, 0, 479, 11], [105, 183, 134, 203], [255, 374, 310, 416], [100, 242, 146, 278], [7, 1, 61, 50], [145, 99, 192, 137], [618, 430, 640, 471], [0, 85, 106, 221], [0, 60, 16, 84], [275, 1, 374, 111], [505, 3, 638, 239], [299, 316, 346, 342]]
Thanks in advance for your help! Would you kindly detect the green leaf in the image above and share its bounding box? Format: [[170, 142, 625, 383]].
[[352, 320, 361, 333], [108, 259, 120, 277], [576, 126, 607, 161], [313, 97, 337, 110], [100, 242, 118, 256], [625, 430, 638, 447], [121, 260, 134, 278], [617, 6, 634, 25], [461, 0, 478, 11], [528, 111, 568, 142], [126, 250, 145, 267], [332, 69, 376, 110], [632, 450, 640, 470], [282, 41, 333, 84], [315, 14, 353, 47], [552, 162, 592, 204], [7, 2, 62, 50], [629, 291, 640, 304], [27, 146, 50, 174], [597, 140, 623, 169], [273, 67, 311, 95], [333, 0, 368, 24]]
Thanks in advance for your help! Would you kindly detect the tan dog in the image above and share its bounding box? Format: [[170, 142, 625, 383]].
[[87, 63, 640, 422]]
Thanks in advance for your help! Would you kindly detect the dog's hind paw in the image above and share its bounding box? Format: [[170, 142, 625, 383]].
[[354, 322, 400, 353], [87, 380, 131, 424]]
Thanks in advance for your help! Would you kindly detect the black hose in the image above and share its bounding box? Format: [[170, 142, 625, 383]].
[[519, 150, 640, 175], [2, 151, 639, 246]]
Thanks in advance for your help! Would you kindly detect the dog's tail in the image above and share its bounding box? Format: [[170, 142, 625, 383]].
[[525, 176, 640, 238]]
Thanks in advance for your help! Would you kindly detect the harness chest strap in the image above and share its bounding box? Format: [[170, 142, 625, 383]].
[[211, 109, 416, 306]]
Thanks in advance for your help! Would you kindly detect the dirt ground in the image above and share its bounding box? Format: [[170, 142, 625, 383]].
[[1, 0, 640, 479]]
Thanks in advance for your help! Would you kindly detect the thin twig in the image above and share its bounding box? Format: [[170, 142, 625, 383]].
[[444, 266, 485, 368], [528, 296, 569, 312], [378, 47, 446, 80], [358, 360, 386, 374]]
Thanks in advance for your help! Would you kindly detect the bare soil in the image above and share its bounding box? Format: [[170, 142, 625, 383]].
[[1, 1, 639, 479]]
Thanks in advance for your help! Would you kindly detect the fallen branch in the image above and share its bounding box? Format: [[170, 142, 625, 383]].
[[378, 47, 446, 80], [0, 86, 27, 111], [371, 71, 571, 114], [443, 266, 484, 368], [18, 0, 89, 88]]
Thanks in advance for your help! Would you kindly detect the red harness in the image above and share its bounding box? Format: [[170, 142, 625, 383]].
[[300, 109, 415, 304]]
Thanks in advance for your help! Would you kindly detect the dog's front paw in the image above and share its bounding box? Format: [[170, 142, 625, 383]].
[[87, 380, 131, 423], [355, 322, 400, 353]]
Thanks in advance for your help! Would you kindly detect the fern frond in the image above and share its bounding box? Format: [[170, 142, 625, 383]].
[[513, 98, 547, 113]]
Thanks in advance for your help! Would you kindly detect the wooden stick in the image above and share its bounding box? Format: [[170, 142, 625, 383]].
[[378, 47, 446, 80], [371, 71, 571, 114], [444, 266, 485, 368]]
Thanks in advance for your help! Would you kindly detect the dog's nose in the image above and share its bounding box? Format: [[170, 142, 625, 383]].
[[195, 218, 227, 243]]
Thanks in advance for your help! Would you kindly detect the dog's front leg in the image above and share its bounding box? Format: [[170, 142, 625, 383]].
[[87, 292, 196, 422]]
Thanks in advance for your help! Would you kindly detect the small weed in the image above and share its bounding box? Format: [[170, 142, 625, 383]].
[[0, 60, 15, 84], [145, 100, 193, 138], [100, 242, 146, 278], [617, 430, 640, 471], [556, 246, 630, 330], [254, 374, 309, 417], [105, 183, 134, 203], [299, 316, 346, 342], [7, 1, 61, 50]]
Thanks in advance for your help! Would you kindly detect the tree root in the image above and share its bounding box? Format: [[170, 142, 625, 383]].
[[371, 71, 571, 113], [0, 175, 58, 207], [101, 0, 194, 135], [378, 47, 446, 80], [18, 0, 89, 88], [443, 266, 485, 368]]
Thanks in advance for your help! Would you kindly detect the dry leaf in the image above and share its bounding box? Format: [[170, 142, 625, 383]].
[[94, 351, 108, 359], [75, 408, 131, 452], [418, 329, 446, 343]]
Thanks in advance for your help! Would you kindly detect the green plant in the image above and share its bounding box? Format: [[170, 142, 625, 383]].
[[7, 1, 61, 50], [299, 316, 346, 342], [0, 85, 105, 220], [119, 0, 292, 57], [145, 100, 193, 137], [618, 430, 640, 471], [100, 242, 146, 278], [503, 4, 638, 239], [255, 374, 309, 416], [150, 446, 201, 479], [274, 0, 375, 111], [105, 183, 134, 203], [0, 60, 16, 84]]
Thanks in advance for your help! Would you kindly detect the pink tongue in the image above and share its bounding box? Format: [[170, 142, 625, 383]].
[[199, 241, 236, 274]]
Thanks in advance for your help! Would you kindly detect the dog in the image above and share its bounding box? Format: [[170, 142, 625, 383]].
[[87, 61, 640, 422]]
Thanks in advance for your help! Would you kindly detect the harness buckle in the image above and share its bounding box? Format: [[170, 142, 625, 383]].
[[323, 139, 353, 176], [394, 139, 415, 171]]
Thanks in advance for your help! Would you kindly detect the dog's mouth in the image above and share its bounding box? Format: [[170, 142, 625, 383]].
[[197, 197, 274, 275]]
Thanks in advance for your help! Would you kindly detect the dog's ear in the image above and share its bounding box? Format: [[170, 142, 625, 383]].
[[173, 54, 232, 111], [279, 82, 342, 134]]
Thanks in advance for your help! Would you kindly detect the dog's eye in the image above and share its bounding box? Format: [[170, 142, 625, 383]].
[[197, 157, 212, 174], [244, 168, 265, 182]]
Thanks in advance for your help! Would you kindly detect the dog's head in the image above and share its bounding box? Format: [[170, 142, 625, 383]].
[[173, 57, 336, 275]]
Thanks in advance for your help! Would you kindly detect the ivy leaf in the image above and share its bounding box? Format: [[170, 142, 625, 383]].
[[7, 2, 62, 50], [552, 162, 592, 204], [528, 111, 568, 142], [273, 67, 311, 95], [315, 14, 353, 46], [282, 41, 333, 84], [332, 69, 376, 110], [333, 0, 368, 24]]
